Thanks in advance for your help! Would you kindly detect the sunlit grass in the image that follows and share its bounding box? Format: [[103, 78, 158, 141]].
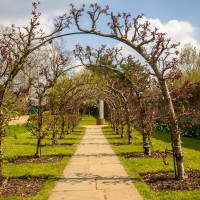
[[102, 126, 200, 200], [78, 115, 97, 125], [1, 125, 85, 200]]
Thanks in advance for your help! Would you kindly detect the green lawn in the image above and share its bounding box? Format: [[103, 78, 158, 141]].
[[102, 126, 200, 200], [1, 124, 85, 200], [78, 115, 97, 125], [4, 118, 199, 200]]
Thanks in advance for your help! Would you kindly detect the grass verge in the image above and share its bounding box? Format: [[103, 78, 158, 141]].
[[1, 124, 85, 200], [78, 115, 97, 125], [102, 126, 200, 200]]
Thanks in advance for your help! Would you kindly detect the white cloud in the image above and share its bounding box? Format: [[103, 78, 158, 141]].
[[147, 18, 200, 49], [37, 14, 54, 35], [70, 59, 85, 72], [117, 17, 200, 60]]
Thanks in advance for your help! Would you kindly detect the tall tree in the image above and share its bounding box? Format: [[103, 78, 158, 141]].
[[0, 2, 71, 176]]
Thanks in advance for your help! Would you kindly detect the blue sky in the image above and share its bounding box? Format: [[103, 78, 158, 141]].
[[0, 0, 200, 55], [110, 0, 200, 27]]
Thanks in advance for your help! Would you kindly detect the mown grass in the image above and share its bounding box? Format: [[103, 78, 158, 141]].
[[78, 115, 97, 125], [102, 126, 200, 200], [1, 124, 85, 200]]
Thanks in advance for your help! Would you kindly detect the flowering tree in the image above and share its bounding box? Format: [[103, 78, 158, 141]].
[[74, 44, 159, 153], [26, 40, 71, 157], [69, 3, 186, 180], [46, 87, 61, 145], [0, 0, 189, 180], [128, 67, 160, 156], [105, 78, 134, 144], [0, 1, 73, 175], [105, 92, 125, 137]]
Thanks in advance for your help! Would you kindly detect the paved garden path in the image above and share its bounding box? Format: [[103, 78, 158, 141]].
[[8, 115, 29, 125], [48, 125, 143, 200]]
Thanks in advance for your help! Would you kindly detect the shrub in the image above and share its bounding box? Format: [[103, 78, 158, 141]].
[[182, 124, 200, 139]]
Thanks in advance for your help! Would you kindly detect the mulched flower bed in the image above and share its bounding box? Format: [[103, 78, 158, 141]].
[[56, 143, 74, 146], [140, 171, 200, 191], [41, 143, 74, 147], [122, 151, 172, 158], [9, 155, 64, 164], [113, 142, 143, 146], [0, 178, 45, 197]]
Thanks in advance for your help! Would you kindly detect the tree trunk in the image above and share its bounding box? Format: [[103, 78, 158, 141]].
[[121, 124, 124, 138], [127, 123, 132, 144], [110, 113, 114, 129], [60, 115, 65, 139], [172, 127, 186, 179], [52, 128, 57, 145], [35, 96, 43, 158], [142, 130, 151, 156], [0, 114, 4, 179], [112, 123, 116, 132], [35, 137, 42, 158], [110, 123, 113, 129], [52, 115, 57, 146], [139, 102, 151, 156], [159, 79, 186, 180], [52, 136, 57, 146], [112, 113, 116, 131], [110, 116, 113, 128], [38, 97, 43, 135], [67, 123, 71, 135], [72, 124, 76, 132], [125, 106, 132, 144], [116, 123, 119, 134]]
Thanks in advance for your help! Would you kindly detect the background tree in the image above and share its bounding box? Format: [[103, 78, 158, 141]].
[[179, 43, 200, 84], [26, 40, 71, 157]]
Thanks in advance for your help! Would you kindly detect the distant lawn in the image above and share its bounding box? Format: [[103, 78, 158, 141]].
[[79, 115, 97, 125], [102, 126, 200, 200], [1, 124, 85, 200]]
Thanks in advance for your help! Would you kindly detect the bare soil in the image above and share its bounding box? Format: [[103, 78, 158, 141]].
[[122, 151, 172, 158], [41, 143, 74, 147], [9, 155, 63, 164], [140, 171, 200, 191], [0, 178, 45, 197], [113, 142, 143, 146]]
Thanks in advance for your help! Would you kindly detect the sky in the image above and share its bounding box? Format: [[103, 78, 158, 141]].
[[1, 0, 200, 59]]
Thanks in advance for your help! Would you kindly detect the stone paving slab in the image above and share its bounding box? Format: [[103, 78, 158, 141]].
[[49, 190, 105, 200], [90, 163, 128, 178], [52, 178, 96, 191], [48, 125, 143, 200], [105, 189, 142, 200], [62, 164, 90, 175], [96, 178, 134, 190]]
